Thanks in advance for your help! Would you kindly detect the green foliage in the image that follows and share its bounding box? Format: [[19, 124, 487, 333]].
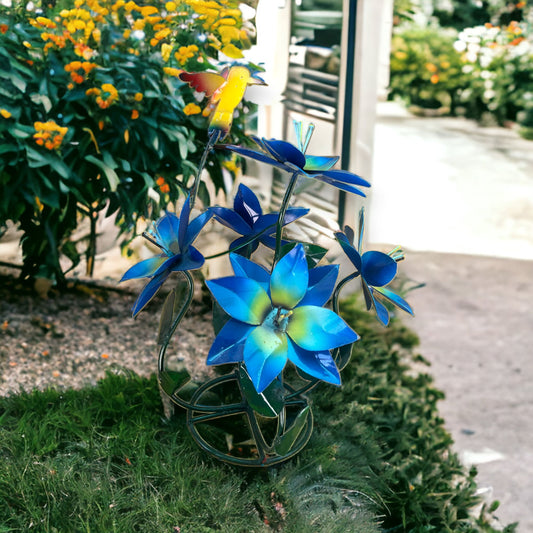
[[389, 25, 466, 111], [389, 9, 533, 129], [0, 0, 255, 285], [0, 297, 518, 532]]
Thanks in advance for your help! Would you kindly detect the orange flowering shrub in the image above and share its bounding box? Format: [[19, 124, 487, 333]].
[[0, 0, 256, 285]]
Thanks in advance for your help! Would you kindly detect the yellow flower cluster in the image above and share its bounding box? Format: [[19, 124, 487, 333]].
[[174, 44, 198, 65], [33, 120, 69, 150], [183, 103, 202, 115], [64, 61, 98, 84], [86, 83, 119, 109], [1, 109, 12, 119], [185, 0, 248, 58]]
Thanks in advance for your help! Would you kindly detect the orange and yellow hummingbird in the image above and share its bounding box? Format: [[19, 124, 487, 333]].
[[179, 65, 266, 142]]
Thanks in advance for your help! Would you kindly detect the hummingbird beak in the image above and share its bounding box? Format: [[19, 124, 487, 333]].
[[249, 74, 267, 86]]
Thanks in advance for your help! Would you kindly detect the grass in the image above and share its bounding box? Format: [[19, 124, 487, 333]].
[[0, 295, 518, 532]]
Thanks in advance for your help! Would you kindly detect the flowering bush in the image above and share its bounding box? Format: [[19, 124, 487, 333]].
[[0, 0, 257, 284], [455, 21, 533, 125], [120, 91, 414, 464], [389, 10, 533, 131], [389, 25, 466, 112]]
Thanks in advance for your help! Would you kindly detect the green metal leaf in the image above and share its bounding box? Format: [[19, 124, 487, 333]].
[[157, 278, 191, 345], [280, 242, 328, 268], [333, 342, 354, 372], [239, 365, 285, 418], [159, 368, 191, 397], [274, 405, 310, 456]]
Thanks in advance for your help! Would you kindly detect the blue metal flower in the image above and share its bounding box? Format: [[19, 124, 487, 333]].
[[219, 122, 371, 197], [206, 244, 359, 393], [335, 209, 413, 326], [211, 183, 308, 255], [121, 196, 212, 317]]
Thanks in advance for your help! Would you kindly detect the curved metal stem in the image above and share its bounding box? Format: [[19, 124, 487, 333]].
[[332, 271, 360, 314], [189, 130, 221, 209], [273, 171, 300, 265]]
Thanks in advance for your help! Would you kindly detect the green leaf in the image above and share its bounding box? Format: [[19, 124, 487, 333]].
[[274, 405, 311, 456], [280, 242, 328, 267], [239, 365, 285, 418], [85, 154, 120, 191], [30, 93, 52, 113], [333, 342, 354, 372], [157, 278, 191, 345], [159, 368, 191, 397]]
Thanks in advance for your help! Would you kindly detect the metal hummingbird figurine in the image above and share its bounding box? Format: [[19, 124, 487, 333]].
[[179, 65, 266, 142], [179, 65, 266, 207]]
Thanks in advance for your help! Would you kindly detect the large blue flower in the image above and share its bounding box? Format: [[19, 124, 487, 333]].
[[211, 183, 308, 255], [206, 244, 359, 393], [121, 195, 212, 317], [219, 122, 370, 197], [335, 210, 413, 326]]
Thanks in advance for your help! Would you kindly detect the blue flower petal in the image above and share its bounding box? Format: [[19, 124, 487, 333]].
[[207, 318, 255, 365], [303, 155, 339, 171], [287, 341, 341, 386], [287, 305, 359, 351], [206, 277, 272, 325], [229, 254, 270, 292], [251, 213, 280, 236], [298, 264, 339, 307], [270, 244, 308, 309], [234, 184, 262, 223], [211, 207, 253, 235], [371, 291, 390, 326], [261, 138, 306, 169], [178, 196, 192, 250], [244, 325, 288, 392], [335, 232, 362, 272], [222, 145, 290, 172], [317, 169, 371, 188], [361, 251, 397, 287], [310, 174, 368, 197], [186, 209, 213, 246], [155, 213, 180, 254], [131, 271, 169, 317], [374, 286, 414, 316], [120, 256, 167, 281]]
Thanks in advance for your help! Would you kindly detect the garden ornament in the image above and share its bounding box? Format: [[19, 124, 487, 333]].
[[122, 66, 413, 466]]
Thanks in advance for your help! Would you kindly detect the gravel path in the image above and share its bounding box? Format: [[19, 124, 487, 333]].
[[0, 271, 214, 397]]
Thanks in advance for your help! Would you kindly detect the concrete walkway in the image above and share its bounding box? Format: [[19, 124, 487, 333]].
[[369, 103, 533, 530]]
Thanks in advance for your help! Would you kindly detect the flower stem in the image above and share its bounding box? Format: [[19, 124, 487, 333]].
[[332, 271, 360, 314], [190, 130, 221, 209], [273, 171, 300, 265]]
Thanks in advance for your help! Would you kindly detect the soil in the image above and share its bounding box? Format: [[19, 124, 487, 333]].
[[0, 270, 215, 397]]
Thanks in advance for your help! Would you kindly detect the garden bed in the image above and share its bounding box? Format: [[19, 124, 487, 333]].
[[0, 273, 518, 532]]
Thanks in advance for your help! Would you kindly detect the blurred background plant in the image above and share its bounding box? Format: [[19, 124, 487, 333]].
[[0, 0, 257, 286], [390, 0, 533, 131]]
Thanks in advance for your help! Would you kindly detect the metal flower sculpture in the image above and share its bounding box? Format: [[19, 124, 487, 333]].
[[211, 183, 309, 255], [206, 244, 358, 393], [121, 70, 414, 466], [335, 209, 414, 326], [220, 121, 371, 197], [120, 195, 212, 317]]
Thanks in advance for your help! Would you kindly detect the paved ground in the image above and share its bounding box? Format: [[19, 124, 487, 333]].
[[368, 103, 533, 531]]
